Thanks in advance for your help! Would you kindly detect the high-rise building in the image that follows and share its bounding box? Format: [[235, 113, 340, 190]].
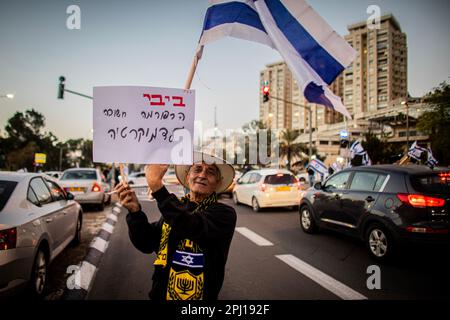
[[259, 14, 411, 162], [259, 62, 343, 131], [344, 14, 407, 118]]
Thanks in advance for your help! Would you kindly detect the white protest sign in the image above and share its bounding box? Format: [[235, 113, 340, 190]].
[[93, 86, 195, 164]]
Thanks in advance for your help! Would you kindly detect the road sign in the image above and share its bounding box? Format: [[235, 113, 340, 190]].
[[340, 130, 349, 139], [35, 153, 47, 164]]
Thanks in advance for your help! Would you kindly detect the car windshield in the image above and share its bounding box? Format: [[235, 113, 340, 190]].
[[61, 170, 97, 180], [264, 174, 296, 185], [410, 173, 450, 195], [0, 180, 18, 212]]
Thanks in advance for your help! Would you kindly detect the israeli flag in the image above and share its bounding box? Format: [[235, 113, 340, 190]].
[[408, 141, 438, 168], [408, 141, 427, 161], [307, 159, 328, 176], [426, 149, 438, 168], [349, 140, 371, 166], [350, 140, 365, 156], [197, 0, 356, 118]]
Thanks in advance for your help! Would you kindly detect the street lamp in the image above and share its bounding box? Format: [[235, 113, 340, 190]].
[[401, 100, 409, 151], [0, 93, 14, 99]]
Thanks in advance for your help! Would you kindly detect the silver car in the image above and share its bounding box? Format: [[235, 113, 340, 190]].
[[0, 172, 82, 298], [59, 168, 110, 211]]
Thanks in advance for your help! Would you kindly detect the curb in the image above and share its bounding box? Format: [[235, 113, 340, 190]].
[[62, 202, 123, 300]]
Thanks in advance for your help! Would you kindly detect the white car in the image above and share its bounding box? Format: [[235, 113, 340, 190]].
[[44, 171, 63, 180], [58, 168, 110, 211], [233, 169, 301, 212], [0, 172, 82, 297], [127, 171, 147, 186]]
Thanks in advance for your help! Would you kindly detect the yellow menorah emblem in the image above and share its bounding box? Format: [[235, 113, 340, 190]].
[[167, 269, 204, 300]]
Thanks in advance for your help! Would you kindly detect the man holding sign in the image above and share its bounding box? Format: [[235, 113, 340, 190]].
[[114, 152, 236, 300]]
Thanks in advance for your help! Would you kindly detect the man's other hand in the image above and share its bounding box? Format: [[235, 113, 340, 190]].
[[145, 164, 169, 192], [114, 182, 140, 213]]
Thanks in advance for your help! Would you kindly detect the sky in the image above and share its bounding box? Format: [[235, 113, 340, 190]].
[[0, 0, 449, 141]]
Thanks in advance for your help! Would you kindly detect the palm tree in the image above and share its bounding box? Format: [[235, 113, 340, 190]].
[[279, 129, 308, 171]]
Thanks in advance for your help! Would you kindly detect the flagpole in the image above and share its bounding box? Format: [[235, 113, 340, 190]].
[[184, 45, 203, 90]]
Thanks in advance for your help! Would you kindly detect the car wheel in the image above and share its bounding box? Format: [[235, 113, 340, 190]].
[[29, 248, 48, 298], [233, 192, 240, 205], [300, 205, 318, 233], [252, 197, 260, 212], [71, 213, 82, 246], [365, 223, 395, 261]]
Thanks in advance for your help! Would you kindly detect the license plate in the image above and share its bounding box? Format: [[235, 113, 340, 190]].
[[276, 186, 291, 192], [69, 187, 85, 192]]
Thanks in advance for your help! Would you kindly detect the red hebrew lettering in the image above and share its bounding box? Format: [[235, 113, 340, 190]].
[[143, 94, 151, 106], [142, 93, 165, 106], [150, 94, 165, 106], [172, 96, 185, 107]]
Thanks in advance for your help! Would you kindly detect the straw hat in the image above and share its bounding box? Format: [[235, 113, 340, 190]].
[[175, 151, 235, 193]]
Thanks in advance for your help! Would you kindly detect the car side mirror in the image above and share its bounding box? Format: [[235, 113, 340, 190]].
[[313, 182, 322, 190], [66, 192, 75, 200], [236, 178, 242, 185]]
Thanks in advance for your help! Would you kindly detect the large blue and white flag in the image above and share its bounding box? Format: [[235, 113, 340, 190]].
[[197, 0, 356, 118]]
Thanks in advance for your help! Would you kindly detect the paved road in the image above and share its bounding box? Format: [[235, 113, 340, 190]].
[[88, 191, 450, 300]]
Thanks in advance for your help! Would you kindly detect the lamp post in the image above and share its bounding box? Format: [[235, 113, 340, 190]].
[[401, 100, 409, 151]]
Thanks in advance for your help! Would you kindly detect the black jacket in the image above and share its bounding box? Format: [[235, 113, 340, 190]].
[[126, 186, 237, 300]]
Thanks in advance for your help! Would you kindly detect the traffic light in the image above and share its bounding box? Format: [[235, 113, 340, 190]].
[[58, 76, 65, 99], [262, 85, 270, 102], [340, 139, 349, 148]]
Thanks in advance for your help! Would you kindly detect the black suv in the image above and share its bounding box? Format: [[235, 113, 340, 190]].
[[299, 164, 450, 260]]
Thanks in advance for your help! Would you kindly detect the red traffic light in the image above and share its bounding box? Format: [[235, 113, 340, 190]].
[[262, 85, 270, 102]]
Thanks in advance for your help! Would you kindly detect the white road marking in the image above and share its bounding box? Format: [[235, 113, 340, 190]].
[[275, 254, 368, 300], [101, 222, 114, 234], [90, 237, 109, 253], [107, 213, 118, 222], [77, 261, 97, 291], [235, 227, 274, 246]]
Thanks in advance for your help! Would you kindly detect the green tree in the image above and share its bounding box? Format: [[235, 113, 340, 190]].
[[1, 109, 60, 171], [238, 120, 273, 169], [279, 129, 308, 171], [64, 138, 94, 168], [360, 131, 403, 164], [417, 82, 450, 165]]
